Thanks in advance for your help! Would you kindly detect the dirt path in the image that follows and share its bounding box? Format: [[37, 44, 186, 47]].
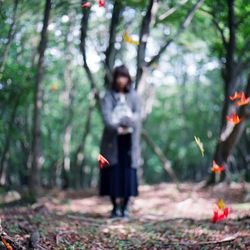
[[0, 183, 249, 249]]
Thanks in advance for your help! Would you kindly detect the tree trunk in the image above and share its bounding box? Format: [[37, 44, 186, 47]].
[[61, 17, 75, 189], [104, 0, 123, 87], [0, 97, 19, 184], [0, 0, 18, 73], [206, 0, 239, 185], [206, 74, 250, 185], [73, 104, 94, 189], [80, 1, 99, 101], [29, 0, 51, 197], [135, 0, 159, 89], [141, 130, 180, 188], [219, 0, 236, 131]]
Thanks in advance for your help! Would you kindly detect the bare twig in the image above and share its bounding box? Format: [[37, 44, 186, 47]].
[[163, 233, 241, 246], [159, 0, 189, 21], [141, 130, 180, 188], [67, 215, 105, 226]]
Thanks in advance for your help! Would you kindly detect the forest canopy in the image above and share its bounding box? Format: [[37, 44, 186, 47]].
[[0, 0, 250, 195]]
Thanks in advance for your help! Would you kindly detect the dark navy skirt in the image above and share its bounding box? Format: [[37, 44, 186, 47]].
[[99, 133, 138, 198]]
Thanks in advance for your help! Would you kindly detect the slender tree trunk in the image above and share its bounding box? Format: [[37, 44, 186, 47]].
[[74, 104, 94, 189], [61, 17, 75, 189], [0, 97, 19, 184], [206, 75, 250, 185], [104, 0, 123, 87], [141, 130, 180, 188], [219, 0, 236, 131], [80, 1, 99, 100], [135, 0, 159, 89], [0, 0, 18, 72], [206, 0, 238, 185], [29, 0, 51, 197]]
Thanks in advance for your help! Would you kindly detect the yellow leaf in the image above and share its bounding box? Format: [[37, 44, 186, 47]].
[[123, 32, 140, 45], [218, 198, 225, 209], [194, 136, 205, 157]]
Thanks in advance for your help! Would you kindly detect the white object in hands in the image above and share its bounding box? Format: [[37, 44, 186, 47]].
[[112, 94, 133, 134]]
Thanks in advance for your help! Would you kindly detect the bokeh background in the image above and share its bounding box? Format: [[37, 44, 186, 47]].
[[0, 0, 250, 195]]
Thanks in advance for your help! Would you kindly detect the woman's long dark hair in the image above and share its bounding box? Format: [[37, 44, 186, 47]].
[[111, 65, 132, 92]]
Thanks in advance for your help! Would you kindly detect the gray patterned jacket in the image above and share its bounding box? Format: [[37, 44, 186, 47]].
[[100, 89, 141, 168]]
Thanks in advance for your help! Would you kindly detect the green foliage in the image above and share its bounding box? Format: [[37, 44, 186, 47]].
[[0, 0, 249, 189]]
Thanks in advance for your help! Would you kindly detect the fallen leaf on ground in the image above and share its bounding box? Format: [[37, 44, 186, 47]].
[[0, 237, 13, 250], [211, 204, 229, 223]]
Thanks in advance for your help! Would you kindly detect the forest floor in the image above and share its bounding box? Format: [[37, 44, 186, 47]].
[[0, 183, 250, 249]]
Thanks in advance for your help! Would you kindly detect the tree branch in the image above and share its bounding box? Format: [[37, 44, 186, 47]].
[[80, 1, 98, 98], [158, 0, 188, 21], [135, 0, 159, 89], [141, 130, 179, 188], [211, 16, 228, 49], [104, 0, 123, 87], [147, 0, 204, 67]]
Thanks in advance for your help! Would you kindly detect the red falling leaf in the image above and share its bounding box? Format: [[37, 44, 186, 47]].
[[229, 91, 243, 101], [224, 207, 229, 217], [211, 205, 229, 223], [236, 93, 250, 106], [98, 0, 105, 7], [211, 160, 224, 173], [226, 113, 241, 125], [82, 2, 91, 8], [98, 154, 110, 169]]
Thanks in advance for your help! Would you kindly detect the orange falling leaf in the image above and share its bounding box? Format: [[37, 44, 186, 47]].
[[98, 0, 105, 7], [50, 83, 58, 92], [82, 2, 91, 8], [211, 160, 224, 173], [226, 113, 241, 125], [229, 91, 243, 101], [98, 154, 110, 169], [236, 93, 250, 106]]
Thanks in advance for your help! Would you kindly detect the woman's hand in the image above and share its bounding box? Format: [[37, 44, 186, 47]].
[[119, 116, 133, 127], [117, 126, 130, 134]]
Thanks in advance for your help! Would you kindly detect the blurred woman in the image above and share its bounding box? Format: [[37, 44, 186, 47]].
[[99, 65, 141, 218]]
